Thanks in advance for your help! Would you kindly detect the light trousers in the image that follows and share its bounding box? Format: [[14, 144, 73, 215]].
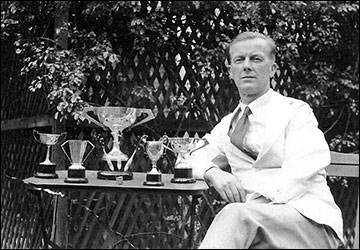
[[199, 202, 341, 249]]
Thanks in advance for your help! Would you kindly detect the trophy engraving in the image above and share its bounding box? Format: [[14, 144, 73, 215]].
[[61, 139, 94, 183], [81, 106, 155, 173], [143, 137, 168, 186], [33, 130, 67, 178], [168, 136, 205, 183]]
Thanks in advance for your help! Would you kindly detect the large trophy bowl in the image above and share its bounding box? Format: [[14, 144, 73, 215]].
[[168, 137, 205, 183], [33, 130, 67, 178], [143, 137, 168, 186], [82, 106, 155, 175], [61, 139, 94, 183]]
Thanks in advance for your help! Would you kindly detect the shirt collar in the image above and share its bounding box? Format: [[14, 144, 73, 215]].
[[239, 89, 273, 116]]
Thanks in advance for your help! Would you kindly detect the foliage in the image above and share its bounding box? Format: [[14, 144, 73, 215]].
[[1, 1, 359, 152], [17, 39, 86, 122], [14, 25, 154, 122]]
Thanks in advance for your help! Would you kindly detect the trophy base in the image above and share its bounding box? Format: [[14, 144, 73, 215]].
[[171, 168, 195, 183], [143, 181, 164, 186], [171, 177, 196, 183], [64, 177, 88, 183], [143, 173, 164, 186], [34, 163, 58, 179], [64, 169, 88, 183], [34, 172, 59, 179], [97, 171, 133, 181]]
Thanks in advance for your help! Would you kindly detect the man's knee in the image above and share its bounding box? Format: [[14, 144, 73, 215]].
[[217, 203, 253, 221]]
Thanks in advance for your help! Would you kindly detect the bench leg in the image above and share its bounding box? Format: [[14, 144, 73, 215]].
[[354, 197, 359, 249]]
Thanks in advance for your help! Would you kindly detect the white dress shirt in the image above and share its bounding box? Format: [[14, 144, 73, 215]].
[[231, 90, 272, 157]]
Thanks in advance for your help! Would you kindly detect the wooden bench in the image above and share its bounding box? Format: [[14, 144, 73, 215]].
[[327, 151, 359, 249]]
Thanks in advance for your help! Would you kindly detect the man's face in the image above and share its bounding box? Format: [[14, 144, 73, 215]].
[[228, 37, 277, 103]]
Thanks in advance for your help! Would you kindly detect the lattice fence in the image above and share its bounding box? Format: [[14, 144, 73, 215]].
[[328, 177, 359, 249], [65, 191, 199, 249], [1, 130, 55, 249]]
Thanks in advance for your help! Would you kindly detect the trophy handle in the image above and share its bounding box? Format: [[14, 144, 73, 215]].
[[159, 135, 173, 152], [159, 135, 169, 143], [58, 132, 67, 144], [189, 138, 209, 155], [132, 109, 155, 128], [82, 141, 95, 163], [82, 106, 108, 129], [61, 141, 72, 162], [33, 130, 42, 144], [165, 139, 176, 153]]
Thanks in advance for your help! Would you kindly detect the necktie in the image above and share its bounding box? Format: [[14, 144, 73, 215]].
[[228, 106, 256, 159]]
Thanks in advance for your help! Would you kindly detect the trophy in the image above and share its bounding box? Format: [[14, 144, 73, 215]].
[[33, 130, 67, 178], [81, 106, 155, 180], [143, 137, 168, 186], [168, 136, 206, 183], [61, 140, 95, 183]]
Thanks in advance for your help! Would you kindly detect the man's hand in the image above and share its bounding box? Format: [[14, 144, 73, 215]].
[[204, 167, 246, 203]]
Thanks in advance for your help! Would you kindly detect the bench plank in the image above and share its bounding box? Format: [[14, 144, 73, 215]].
[[326, 152, 359, 178], [330, 152, 359, 166]]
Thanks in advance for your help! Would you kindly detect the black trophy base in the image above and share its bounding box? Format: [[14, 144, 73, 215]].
[[64, 169, 88, 183], [34, 172, 59, 179], [97, 171, 133, 181], [171, 168, 196, 183], [171, 177, 196, 183], [143, 173, 164, 186], [34, 163, 58, 179]]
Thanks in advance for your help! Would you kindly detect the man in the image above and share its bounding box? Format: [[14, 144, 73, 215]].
[[181, 32, 343, 248]]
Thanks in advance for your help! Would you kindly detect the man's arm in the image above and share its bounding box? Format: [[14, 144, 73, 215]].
[[183, 119, 231, 179], [256, 101, 331, 204], [180, 116, 247, 203]]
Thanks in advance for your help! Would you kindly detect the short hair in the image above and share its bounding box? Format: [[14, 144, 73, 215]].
[[227, 31, 277, 63]]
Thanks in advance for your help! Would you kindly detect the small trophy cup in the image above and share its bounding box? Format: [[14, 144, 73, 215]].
[[168, 136, 205, 183], [81, 106, 155, 178], [143, 137, 168, 186], [33, 130, 67, 178], [61, 140, 95, 183]]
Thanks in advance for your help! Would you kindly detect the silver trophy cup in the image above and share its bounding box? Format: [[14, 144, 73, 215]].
[[168, 137, 205, 183], [61, 139, 94, 183], [33, 130, 67, 178], [143, 137, 168, 186], [81, 106, 155, 172]]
